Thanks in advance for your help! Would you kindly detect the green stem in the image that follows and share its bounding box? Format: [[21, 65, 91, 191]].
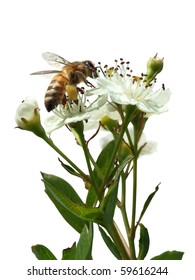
[[120, 172, 131, 239], [106, 222, 130, 259], [79, 137, 101, 198], [125, 126, 134, 151], [88, 150, 104, 182], [129, 124, 138, 260], [99, 107, 137, 259], [99, 107, 137, 194], [42, 134, 88, 181]]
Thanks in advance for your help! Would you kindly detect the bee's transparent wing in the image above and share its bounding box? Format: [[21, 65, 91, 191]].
[[30, 70, 60, 75], [42, 52, 70, 68]]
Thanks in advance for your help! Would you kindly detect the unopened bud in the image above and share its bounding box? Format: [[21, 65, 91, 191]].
[[101, 116, 119, 132], [118, 142, 133, 161], [15, 97, 46, 138], [69, 121, 84, 146], [145, 54, 164, 85]]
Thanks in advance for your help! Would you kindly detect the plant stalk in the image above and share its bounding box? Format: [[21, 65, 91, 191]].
[[99, 107, 137, 194], [42, 134, 88, 181], [106, 222, 130, 259], [129, 124, 139, 260]]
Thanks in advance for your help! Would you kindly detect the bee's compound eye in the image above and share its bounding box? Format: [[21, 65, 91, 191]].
[[84, 60, 94, 68]]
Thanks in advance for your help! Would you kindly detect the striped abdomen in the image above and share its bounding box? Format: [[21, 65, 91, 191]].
[[44, 74, 68, 112]]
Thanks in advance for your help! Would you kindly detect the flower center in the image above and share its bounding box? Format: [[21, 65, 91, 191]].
[[52, 91, 87, 119]]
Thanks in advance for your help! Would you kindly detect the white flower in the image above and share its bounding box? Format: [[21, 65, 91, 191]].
[[84, 102, 121, 130], [15, 97, 39, 128], [99, 129, 157, 156], [90, 61, 171, 115], [44, 92, 107, 134], [15, 97, 46, 137]]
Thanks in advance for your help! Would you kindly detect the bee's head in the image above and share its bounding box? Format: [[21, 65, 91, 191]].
[[83, 60, 99, 78]]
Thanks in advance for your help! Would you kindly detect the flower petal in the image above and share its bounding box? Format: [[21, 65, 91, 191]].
[[45, 114, 65, 134], [64, 112, 91, 124], [87, 94, 108, 111], [152, 88, 171, 106], [91, 70, 171, 115], [15, 97, 39, 125]]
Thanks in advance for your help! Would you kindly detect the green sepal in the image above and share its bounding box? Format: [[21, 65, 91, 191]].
[[145, 54, 164, 85], [31, 244, 57, 260], [98, 226, 122, 259], [151, 250, 184, 260], [42, 173, 103, 224], [69, 121, 84, 146], [137, 224, 150, 260], [62, 242, 77, 260]]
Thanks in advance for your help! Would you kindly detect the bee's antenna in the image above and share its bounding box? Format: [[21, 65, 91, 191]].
[[96, 65, 106, 77]]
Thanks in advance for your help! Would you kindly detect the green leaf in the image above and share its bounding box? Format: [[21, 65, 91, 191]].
[[86, 140, 115, 207], [61, 225, 93, 260], [42, 172, 86, 232], [151, 250, 184, 260], [31, 244, 57, 260], [41, 173, 84, 204], [94, 140, 115, 180], [75, 224, 93, 260], [58, 158, 83, 178], [85, 186, 97, 208], [137, 184, 159, 226], [100, 181, 118, 225], [137, 224, 150, 260], [46, 190, 86, 233], [62, 242, 77, 260], [42, 173, 103, 224], [98, 226, 122, 259], [115, 155, 132, 179], [86, 143, 131, 208]]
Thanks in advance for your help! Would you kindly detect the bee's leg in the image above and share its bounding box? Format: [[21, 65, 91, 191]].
[[85, 79, 95, 88], [61, 94, 67, 106], [65, 84, 78, 100], [73, 71, 96, 88], [76, 86, 84, 94]]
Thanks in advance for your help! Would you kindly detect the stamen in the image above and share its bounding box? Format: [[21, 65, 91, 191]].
[[53, 107, 63, 118]]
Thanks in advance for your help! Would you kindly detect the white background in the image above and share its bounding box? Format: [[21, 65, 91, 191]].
[[1, 0, 195, 278]]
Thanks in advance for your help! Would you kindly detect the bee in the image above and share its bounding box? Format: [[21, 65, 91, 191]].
[[31, 52, 99, 112]]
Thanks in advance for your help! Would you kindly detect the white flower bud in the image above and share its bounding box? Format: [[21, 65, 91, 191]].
[[15, 97, 46, 137]]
